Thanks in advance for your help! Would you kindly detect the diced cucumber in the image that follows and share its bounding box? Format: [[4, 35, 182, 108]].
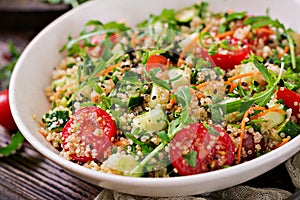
[[258, 111, 286, 134], [132, 108, 167, 132], [277, 120, 300, 139], [148, 84, 169, 109], [175, 7, 198, 23], [102, 153, 143, 177], [168, 68, 191, 89], [51, 77, 66, 88], [128, 92, 142, 109]]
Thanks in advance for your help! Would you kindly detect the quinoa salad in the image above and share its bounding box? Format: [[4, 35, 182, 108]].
[[39, 2, 300, 177]]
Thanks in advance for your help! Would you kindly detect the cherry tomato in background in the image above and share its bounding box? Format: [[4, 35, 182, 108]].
[[210, 38, 251, 70], [170, 123, 235, 176], [276, 87, 300, 116], [62, 106, 117, 162], [145, 55, 169, 73], [0, 89, 18, 131]]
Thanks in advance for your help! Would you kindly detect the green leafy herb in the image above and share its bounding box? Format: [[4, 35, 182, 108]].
[[42, 108, 71, 131], [218, 11, 246, 33], [0, 40, 20, 90], [0, 131, 24, 157], [210, 61, 285, 122], [203, 123, 219, 136], [144, 68, 170, 91], [183, 150, 197, 167]]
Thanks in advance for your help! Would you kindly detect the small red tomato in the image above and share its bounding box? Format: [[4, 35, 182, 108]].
[[170, 123, 235, 176], [0, 89, 18, 131], [62, 106, 117, 162], [145, 55, 169, 73], [210, 38, 251, 70], [276, 87, 300, 116]]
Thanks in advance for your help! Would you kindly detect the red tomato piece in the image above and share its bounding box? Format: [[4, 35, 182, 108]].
[[276, 87, 300, 116], [0, 89, 18, 131], [62, 106, 116, 162], [145, 55, 169, 73], [210, 38, 251, 70], [170, 123, 235, 176]]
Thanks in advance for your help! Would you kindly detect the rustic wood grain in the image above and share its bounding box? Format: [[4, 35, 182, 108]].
[[0, 130, 102, 200]]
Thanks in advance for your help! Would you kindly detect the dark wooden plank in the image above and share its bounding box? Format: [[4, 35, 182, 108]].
[[0, 129, 102, 200]]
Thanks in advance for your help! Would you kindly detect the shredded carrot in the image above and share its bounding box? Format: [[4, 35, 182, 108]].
[[254, 27, 275, 36], [200, 24, 211, 34], [196, 81, 209, 90], [237, 106, 266, 164], [215, 30, 234, 40], [229, 82, 238, 93], [166, 98, 176, 109], [225, 72, 262, 84], [250, 106, 286, 120], [279, 46, 290, 59], [130, 32, 138, 49], [95, 62, 122, 77], [136, 35, 149, 44], [196, 92, 205, 99], [53, 83, 77, 101], [38, 120, 46, 128], [177, 36, 199, 67], [114, 140, 130, 147], [275, 138, 290, 149]]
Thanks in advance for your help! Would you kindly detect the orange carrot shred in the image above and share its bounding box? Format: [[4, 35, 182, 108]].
[[279, 46, 290, 59], [196, 82, 209, 90], [215, 30, 234, 39], [95, 62, 122, 77], [250, 106, 286, 120], [53, 83, 77, 101], [237, 106, 266, 164], [177, 36, 199, 67], [275, 138, 290, 149], [200, 24, 211, 34], [229, 82, 238, 93]]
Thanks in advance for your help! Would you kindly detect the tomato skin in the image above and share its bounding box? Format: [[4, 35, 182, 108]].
[[145, 55, 169, 73], [0, 89, 18, 131], [210, 39, 251, 70], [170, 123, 234, 176], [276, 87, 300, 116], [62, 106, 116, 162]]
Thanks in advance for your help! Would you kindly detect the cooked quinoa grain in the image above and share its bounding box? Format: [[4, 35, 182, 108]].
[[39, 2, 300, 177]]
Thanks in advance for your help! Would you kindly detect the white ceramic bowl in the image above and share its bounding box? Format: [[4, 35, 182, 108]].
[[9, 0, 300, 197]]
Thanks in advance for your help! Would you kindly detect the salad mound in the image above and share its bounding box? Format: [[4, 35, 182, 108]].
[[39, 2, 300, 177]]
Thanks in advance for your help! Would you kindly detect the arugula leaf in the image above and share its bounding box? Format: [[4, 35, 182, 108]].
[[143, 68, 170, 91], [210, 61, 285, 122], [0, 131, 24, 157], [183, 150, 197, 168], [218, 11, 246, 33]]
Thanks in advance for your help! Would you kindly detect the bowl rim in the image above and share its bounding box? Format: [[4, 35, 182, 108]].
[[9, 0, 300, 196]]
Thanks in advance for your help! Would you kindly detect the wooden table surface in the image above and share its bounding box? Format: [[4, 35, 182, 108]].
[[0, 1, 299, 199]]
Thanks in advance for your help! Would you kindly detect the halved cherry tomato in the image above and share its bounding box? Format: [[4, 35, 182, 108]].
[[170, 123, 234, 176], [62, 106, 116, 162], [210, 38, 251, 70], [145, 55, 169, 73], [276, 87, 300, 116], [0, 89, 18, 131]]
